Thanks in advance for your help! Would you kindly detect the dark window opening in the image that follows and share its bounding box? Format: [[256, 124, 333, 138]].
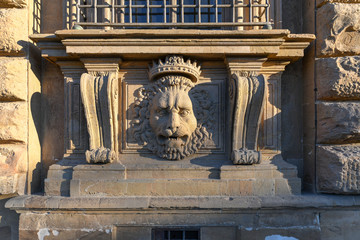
[[153, 228, 200, 240]]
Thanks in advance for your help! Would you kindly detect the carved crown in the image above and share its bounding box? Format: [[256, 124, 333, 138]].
[[148, 55, 201, 83]]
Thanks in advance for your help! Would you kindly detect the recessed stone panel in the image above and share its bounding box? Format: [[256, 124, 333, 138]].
[[316, 57, 360, 100], [316, 3, 360, 57], [317, 145, 360, 194], [317, 102, 360, 144], [121, 62, 226, 155]]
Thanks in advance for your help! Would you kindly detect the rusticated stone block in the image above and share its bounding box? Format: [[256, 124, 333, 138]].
[[0, 172, 26, 195], [0, 144, 26, 195], [316, 3, 360, 57], [317, 145, 360, 193], [317, 0, 360, 8], [0, 102, 27, 143], [0, 144, 26, 173], [0, 9, 28, 54], [316, 57, 360, 100], [0, 0, 26, 8], [0, 57, 27, 101], [317, 102, 360, 144]]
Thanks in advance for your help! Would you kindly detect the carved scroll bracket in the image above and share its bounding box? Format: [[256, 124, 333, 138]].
[[225, 58, 266, 165], [80, 58, 122, 164]]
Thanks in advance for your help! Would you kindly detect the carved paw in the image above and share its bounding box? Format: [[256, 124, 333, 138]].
[[85, 147, 116, 164], [232, 149, 261, 165]]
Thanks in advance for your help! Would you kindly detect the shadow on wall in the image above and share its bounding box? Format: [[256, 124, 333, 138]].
[[31, 92, 42, 146], [0, 198, 19, 240]]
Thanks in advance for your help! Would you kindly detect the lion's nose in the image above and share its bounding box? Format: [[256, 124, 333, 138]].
[[167, 112, 180, 132]]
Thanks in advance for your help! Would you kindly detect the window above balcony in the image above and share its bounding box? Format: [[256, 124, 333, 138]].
[[67, 0, 282, 30]]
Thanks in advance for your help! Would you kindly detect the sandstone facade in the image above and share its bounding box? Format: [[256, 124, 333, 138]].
[[316, 3, 360, 57], [0, 8, 27, 54], [1, 0, 360, 239], [317, 102, 360, 144], [0, 57, 27, 101], [315, 0, 360, 195], [0, 102, 27, 143], [0, 0, 26, 8], [316, 57, 360, 100], [0, 0, 41, 239], [317, 145, 360, 193]]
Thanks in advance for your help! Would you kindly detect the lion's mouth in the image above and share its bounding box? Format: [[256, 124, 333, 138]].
[[157, 134, 188, 147]]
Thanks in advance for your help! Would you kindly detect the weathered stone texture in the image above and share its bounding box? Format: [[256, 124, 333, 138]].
[[0, 144, 27, 195], [0, 173, 26, 195], [316, 56, 360, 100], [0, 0, 26, 8], [0, 199, 19, 240], [317, 145, 360, 193], [317, 102, 360, 144], [0, 102, 27, 143], [0, 57, 27, 101], [316, 3, 360, 56], [320, 210, 360, 240], [317, 0, 360, 8], [0, 144, 26, 173], [0, 9, 27, 54]]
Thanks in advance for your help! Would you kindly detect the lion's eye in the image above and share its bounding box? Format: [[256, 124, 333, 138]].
[[157, 109, 167, 116], [179, 109, 190, 117]]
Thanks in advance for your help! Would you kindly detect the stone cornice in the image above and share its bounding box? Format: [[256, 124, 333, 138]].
[[30, 30, 315, 63]]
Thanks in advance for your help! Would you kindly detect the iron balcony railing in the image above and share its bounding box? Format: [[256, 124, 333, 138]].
[[68, 0, 272, 29]]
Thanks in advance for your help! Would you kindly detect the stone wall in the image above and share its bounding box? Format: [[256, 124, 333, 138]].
[[0, 0, 41, 239], [315, 1, 360, 193]]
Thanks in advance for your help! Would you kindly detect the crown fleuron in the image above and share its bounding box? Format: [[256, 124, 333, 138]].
[[148, 55, 201, 83]]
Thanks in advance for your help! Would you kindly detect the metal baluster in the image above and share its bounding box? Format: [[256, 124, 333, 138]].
[[129, 0, 132, 23], [232, 0, 235, 23], [70, 0, 77, 28], [249, 0, 252, 23], [215, 0, 218, 23], [198, 0, 201, 23], [77, 0, 81, 23], [112, 0, 115, 24], [164, 0, 166, 23], [265, 0, 269, 23], [94, 0, 97, 22], [120, 0, 125, 24], [181, 0, 184, 23], [172, 0, 177, 23], [147, 0, 150, 23], [104, 0, 111, 28]]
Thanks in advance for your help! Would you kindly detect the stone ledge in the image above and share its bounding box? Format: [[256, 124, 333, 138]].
[[6, 194, 360, 211], [30, 30, 314, 63]]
